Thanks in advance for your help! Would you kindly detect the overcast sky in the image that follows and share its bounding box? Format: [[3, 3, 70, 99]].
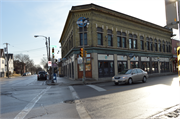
[[0, 0, 179, 66]]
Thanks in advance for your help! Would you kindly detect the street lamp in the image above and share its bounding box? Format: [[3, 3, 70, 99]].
[[34, 35, 51, 79]]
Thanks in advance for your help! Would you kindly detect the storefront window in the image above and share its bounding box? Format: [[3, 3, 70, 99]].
[[130, 62, 139, 68], [118, 61, 127, 73], [152, 62, 158, 73], [141, 62, 150, 73], [98, 61, 114, 77]]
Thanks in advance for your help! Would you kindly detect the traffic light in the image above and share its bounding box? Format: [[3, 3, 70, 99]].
[[52, 47, 54, 54], [85, 50, 87, 57], [80, 48, 83, 57]]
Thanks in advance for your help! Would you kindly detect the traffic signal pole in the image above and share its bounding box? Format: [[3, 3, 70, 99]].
[[82, 21, 86, 84]]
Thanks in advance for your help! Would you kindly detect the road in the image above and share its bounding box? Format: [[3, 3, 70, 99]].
[[0, 74, 180, 119]]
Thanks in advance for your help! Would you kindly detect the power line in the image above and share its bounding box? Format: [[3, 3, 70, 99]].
[[13, 47, 46, 53]]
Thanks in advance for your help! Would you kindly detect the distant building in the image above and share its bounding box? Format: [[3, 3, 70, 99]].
[[5, 54, 14, 76], [59, 3, 173, 81], [171, 39, 180, 72], [0, 49, 5, 77]]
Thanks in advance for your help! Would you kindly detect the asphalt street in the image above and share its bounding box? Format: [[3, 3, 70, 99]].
[[0, 74, 180, 119]]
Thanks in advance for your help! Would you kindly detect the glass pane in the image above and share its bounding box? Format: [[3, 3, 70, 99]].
[[108, 35, 112, 46], [86, 63, 91, 71], [129, 39, 132, 49], [98, 33, 102, 45], [86, 58, 91, 63], [79, 64, 83, 71], [104, 62, 109, 76]]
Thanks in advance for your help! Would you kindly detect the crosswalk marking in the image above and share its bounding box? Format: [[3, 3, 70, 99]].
[[69, 86, 91, 119], [87, 85, 106, 92]]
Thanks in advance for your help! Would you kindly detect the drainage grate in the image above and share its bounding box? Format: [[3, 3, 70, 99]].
[[64, 100, 75, 104]]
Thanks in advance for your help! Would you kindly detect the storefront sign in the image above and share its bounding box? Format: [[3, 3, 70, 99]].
[[152, 57, 159, 61], [159, 58, 169, 62], [141, 57, 150, 61], [117, 55, 127, 61], [130, 56, 138, 61], [98, 54, 113, 60]]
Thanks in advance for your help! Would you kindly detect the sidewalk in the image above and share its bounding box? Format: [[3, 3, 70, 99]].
[[46, 72, 178, 86]]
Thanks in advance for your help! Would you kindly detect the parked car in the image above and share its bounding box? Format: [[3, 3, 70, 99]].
[[22, 73, 26, 76], [112, 68, 148, 85], [37, 71, 47, 81]]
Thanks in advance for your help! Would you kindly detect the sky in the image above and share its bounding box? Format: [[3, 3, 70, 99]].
[[0, 0, 179, 66]]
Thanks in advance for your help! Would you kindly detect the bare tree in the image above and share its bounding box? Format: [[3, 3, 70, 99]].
[[14, 54, 31, 75], [41, 57, 48, 71]]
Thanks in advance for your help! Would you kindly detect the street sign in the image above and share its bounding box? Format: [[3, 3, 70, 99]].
[[50, 45, 57, 48], [48, 61, 52, 66], [78, 58, 83, 64], [77, 17, 88, 27]]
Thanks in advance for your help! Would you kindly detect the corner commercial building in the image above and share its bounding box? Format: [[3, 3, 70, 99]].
[[59, 4, 173, 81]]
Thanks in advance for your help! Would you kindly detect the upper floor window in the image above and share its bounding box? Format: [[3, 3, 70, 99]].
[[140, 36, 144, 50], [97, 27, 103, 45], [158, 40, 161, 52], [129, 34, 133, 49], [162, 40, 165, 52], [107, 29, 113, 46], [80, 33, 87, 46], [122, 32, 126, 48], [117, 31, 121, 47], [146, 37, 150, 50], [79, 27, 87, 46], [133, 34, 137, 49], [2, 60, 4, 64], [149, 38, 153, 51], [129, 34, 137, 49], [154, 39, 157, 51]]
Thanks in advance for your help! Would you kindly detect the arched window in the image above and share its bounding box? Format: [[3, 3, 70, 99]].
[[133, 34, 137, 49], [129, 34, 137, 49], [122, 32, 126, 48], [117, 31, 121, 47], [162, 40, 165, 52], [129, 34, 133, 49], [149, 38, 153, 51], [140, 36, 144, 50], [158, 40, 161, 52], [146, 37, 150, 50], [154, 39, 157, 51]]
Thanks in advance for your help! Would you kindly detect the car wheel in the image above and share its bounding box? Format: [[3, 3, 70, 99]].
[[114, 82, 119, 85], [128, 78, 133, 85], [142, 76, 147, 83]]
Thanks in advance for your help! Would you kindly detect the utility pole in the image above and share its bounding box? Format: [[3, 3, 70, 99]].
[[4, 43, 10, 78], [48, 37, 51, 80]]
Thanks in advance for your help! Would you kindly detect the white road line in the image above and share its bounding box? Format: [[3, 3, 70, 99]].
[[87, 85, 106, 92], [14, 86, 51, 119], [69, 86, 91, 119]]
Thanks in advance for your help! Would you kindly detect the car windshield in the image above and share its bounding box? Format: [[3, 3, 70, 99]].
[[119, 69, 132, 74]]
